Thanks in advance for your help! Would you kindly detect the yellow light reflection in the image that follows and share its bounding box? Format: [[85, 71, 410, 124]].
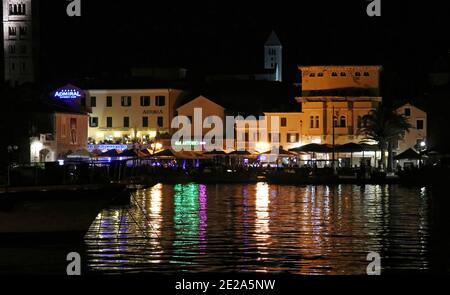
[[255, 182, 270, 242]]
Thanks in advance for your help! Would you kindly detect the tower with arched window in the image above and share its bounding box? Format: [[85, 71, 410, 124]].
[[264, 30, 282, 82], [2, 0, 34, 85]]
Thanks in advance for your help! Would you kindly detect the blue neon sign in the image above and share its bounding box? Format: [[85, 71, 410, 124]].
[[52, 84, 85, 101]]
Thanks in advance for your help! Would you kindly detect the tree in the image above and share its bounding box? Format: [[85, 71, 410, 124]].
[[359, 106, 412, 172]]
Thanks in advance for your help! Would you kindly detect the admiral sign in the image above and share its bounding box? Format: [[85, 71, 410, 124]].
[[53, 84, 85, 103]]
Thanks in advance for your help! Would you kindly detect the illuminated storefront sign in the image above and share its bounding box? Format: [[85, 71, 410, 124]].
[[174, 141, 206, 146], [52, 84, 85, 102], [87, 144, 128, 151]]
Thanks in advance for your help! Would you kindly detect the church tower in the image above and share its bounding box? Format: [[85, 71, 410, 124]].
[[264, 30, 282, 82], [2, 0, 34, 85]]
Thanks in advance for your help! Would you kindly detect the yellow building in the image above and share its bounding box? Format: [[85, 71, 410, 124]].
[[85, 88, 184, 144], [235, 65, 383, 166]]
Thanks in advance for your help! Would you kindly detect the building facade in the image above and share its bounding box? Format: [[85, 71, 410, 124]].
[[2, 0, 35, 85], [30, 112, 89, 162], [86, 88, 184, 144], [395, 103, 427, 154]]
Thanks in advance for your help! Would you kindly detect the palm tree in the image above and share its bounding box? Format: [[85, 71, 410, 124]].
[[358, 106, 412, 172]]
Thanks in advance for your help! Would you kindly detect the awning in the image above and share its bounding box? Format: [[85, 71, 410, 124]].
[[395, 148, 421, 160]]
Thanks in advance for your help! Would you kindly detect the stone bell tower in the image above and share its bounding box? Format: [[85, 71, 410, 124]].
[[2, 0, 35, 86]]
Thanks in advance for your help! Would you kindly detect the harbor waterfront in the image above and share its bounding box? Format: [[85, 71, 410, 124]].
[[2, 183, 449, 274]]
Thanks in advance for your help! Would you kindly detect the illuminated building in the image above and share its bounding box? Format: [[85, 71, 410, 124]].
[[395, 103, 427, 154], [175, 95, 226, 150], [235, 66, 383, 166], [85, 88, 184, 145], [2, 0, 37, 85], [28, 85, 89, 162]]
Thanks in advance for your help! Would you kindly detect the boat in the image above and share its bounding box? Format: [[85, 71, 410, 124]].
[[0, 183, 131, 242]]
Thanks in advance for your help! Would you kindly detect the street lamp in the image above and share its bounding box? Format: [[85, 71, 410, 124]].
[[7, 145, 19, 188]]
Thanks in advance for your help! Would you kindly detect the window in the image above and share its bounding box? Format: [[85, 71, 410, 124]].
[[91, 96, 97, 107], [355, 72, 361, 77], [155, 96, 166, 106], [8, 27, 16, 36], [310, 116, 314, 128], [404, 108, 411, 117], [357, 116, 363, 128], [106, 96, 112, 107], [417, 120, 424, 130], [142, 117, 149, 128], [157, 116, 164, 128], [318, 73, 324, 77], [287, 133, 299, 143], [364, 72, 370, 77], [280, 117, 287, 127], [19, 27, 27, 36], [20, 45, 27, 54], [140, 96, 151, 106], [121, 96, 132, 107], [106, 117, 113, 128], [333, 116, 338, 127], [89, 117, 98, 128], [340, 72, 346, 77], [340, 116, 347, 128], [9, 45, 16, 54], [309, 73, 316, 77], [315, 116, 320, 128], [332, 72, 338, 77], [123, 117, 130, 128]]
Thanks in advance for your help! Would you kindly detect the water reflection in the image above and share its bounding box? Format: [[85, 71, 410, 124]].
[[85, 184, 432, 274]]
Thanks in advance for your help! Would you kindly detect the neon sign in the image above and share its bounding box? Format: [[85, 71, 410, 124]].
[[52, 84, 85, 101], [54, 89, 82, 99]]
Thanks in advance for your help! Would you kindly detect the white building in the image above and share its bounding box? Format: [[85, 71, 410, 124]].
[[395, 103, 427, 154], [85, 88, 184, 145], [2, 0, 35, 85]]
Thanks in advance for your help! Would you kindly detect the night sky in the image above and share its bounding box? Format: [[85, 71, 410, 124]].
[[37, 0, 448, 95]]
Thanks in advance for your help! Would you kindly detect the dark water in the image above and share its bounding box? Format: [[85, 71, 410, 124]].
[[84, 183, 449, 275]]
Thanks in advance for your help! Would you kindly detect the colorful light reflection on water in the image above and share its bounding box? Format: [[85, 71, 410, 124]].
[[85, 184, 434, 274]]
